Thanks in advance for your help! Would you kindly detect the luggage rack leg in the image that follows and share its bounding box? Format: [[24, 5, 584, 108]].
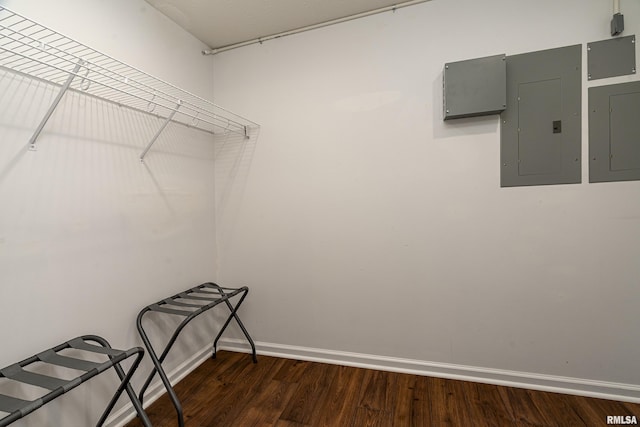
[[212, 288, 257, 363], [83, 336, 152, 427], [136, 309, 186, 427]]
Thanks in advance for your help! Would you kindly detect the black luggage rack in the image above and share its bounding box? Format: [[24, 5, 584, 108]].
[[0, 335, 151, 427], [136, 282, 256, 427]]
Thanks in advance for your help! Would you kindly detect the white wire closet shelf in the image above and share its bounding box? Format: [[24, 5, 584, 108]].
[[0, 6, 258, 158]]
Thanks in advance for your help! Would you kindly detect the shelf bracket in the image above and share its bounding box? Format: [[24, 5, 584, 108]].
[[28, 59, 84, 151], [139, 101, 182, 161]]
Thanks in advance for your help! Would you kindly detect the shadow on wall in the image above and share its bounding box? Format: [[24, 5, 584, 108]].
[[0, 66, 219, 347], [214, 127, 259, 251], [0, 69, 218, 256], [0, 68, 156, 152], [0, 67, 217, 188]]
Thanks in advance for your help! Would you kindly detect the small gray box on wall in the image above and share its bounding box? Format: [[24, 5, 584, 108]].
[[443, 54, 506, 120], [587, 35, 636, 80], [501, 45, 582, 187], [589, 81, 640, 183]]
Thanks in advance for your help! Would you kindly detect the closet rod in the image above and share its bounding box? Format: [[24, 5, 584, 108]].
[[202, 0, 432, 55]]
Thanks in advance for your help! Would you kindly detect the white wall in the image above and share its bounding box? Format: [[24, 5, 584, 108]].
[[0, 0, 220, 425], [212, 0, 640, 399]]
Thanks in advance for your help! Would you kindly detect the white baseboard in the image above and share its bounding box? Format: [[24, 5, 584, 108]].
[[218, 338, 640, 404], [105, 345, 214, 427], [107, 337, 640, 426]]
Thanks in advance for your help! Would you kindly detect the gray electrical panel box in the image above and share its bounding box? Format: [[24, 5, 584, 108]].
[[589, 81, 640, 183], [587, 35, 636, 80], [443, 54, 506, 120], [501, 45, 582, 187]]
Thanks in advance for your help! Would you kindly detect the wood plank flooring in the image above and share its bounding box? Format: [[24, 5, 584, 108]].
[[125, 351, 640, 426]]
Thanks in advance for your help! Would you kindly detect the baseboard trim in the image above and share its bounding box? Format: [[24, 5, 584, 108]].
[[106, 344, 214, 427], [219, 338, 640, 403]]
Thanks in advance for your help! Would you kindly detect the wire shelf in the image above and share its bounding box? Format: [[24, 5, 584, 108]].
[[0, 6, 258, 142]]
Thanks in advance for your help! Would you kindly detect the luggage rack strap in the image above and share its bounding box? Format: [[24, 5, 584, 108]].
[[0, 365, 68, 391], [148, 304, 194, 316], [137, 281, 257, 427], [162, 299, 205, 308], [0, 395, 36, 415], [176, 292, 219, 301], [37, 350, 102, 372], [0, 335, 152, 427], [67, 337, 128, 357]]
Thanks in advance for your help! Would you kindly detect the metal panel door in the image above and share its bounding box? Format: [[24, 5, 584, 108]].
[[517, 79, 562, 176], [589, 82, 640, 183], [501, 44, 581, 187], [610, 92, 640, 171]]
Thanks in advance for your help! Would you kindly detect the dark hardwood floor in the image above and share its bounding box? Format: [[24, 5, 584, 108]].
[[125, 351, 640, 426]]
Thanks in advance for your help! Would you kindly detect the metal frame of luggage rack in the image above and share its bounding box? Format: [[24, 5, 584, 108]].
[[0, 335, 151, 427], [136, 282, 256, 427]]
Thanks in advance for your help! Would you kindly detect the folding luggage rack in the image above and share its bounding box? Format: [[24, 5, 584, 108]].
[[136, 282, 256, 427], [0, 335, 151, 427]]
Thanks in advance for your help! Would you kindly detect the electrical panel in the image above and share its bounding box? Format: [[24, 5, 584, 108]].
[[500, 45, 582, 187], [587, 35, 636, 80], [589, 81, 640, 183], [443, 54, 506, 120]]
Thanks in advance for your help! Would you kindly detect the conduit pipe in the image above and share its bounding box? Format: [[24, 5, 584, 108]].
[[202, 0, 432, 55], [611, 0, 624, 36]]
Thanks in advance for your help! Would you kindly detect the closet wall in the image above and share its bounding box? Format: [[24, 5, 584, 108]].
[[213, 0, 640, 399], [0, 0, 220, 425]]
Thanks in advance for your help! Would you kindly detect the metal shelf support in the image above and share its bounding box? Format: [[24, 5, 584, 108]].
[[140, 101, 181, 161], [28, 59, 83, 151]]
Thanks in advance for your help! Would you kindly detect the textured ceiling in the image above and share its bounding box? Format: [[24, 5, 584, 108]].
[[144, 0, 423, 49]]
